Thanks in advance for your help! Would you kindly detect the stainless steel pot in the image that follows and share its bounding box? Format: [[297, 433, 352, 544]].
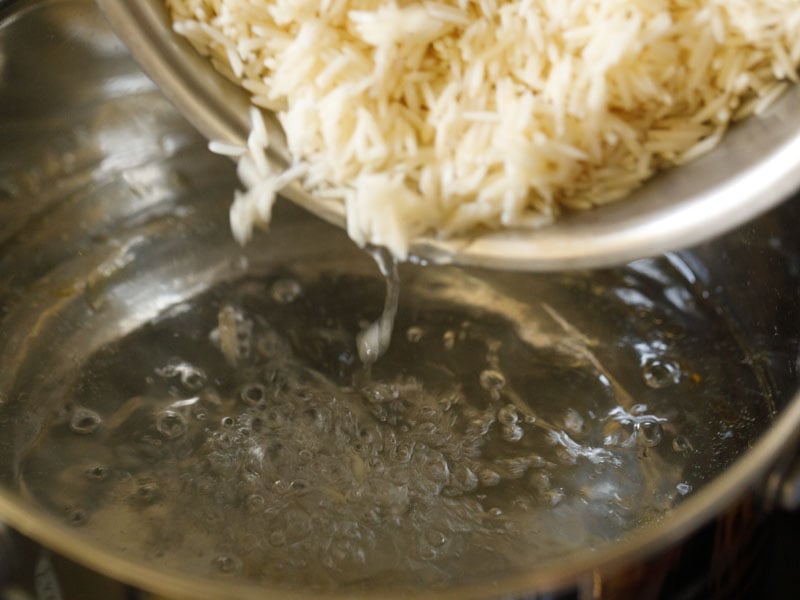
[[1, 2, 800, 599], [95, 0, 800, 271]]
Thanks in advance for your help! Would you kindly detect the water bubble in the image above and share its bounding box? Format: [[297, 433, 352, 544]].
[[85, 465, 108, 481], [246, 494, 265, 512], [442, 330, 456, 350], [357, 426, 375, 443], [497, 404, 518, 427], [676, 482, 693, 496], [134, 481, 161, 505], [480, 369, 506, 391], [271, 279, 302, 304], [453, 464, 479, 491], [467, 411, 495, 436], [368, 456, 386, 474], [240, 383, 267, 406], [406, 326, 424, 343], [636, 420, 664, 447], [70, 408, 102, 435], [156, 410, 187, 439], [419, 545, 439, 561], [221, 416, 235, 428], [502, 425, 524, 443], [363, 382, 399, 404], [479, 468, 501, 487], [423, 455, 450, 484], [213, 554, 242, 574], [290, 479, 309, 491], [180, 366, 206, 391], [264, 409, 284, 428], [496, 457, 531, 479], [65, 506, 88, 526], [156, 360, 206, 390], [283, 509, 313, 543], [642, 358, 681, 389], [425, 529, 447, 547], [672, 435, 692, 453], [268, 530, 287, 547], [390, 443, 414, 464]]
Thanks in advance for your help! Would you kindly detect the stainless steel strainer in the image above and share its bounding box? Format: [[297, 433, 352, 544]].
[[96, 0, 800, 271]]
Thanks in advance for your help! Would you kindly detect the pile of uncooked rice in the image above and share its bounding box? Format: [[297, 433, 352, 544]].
[[166, 0, 800, 258]]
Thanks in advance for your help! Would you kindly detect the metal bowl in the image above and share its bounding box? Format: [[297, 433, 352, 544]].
[[1, 3, 800, 599], [95, 0, 800, 271]]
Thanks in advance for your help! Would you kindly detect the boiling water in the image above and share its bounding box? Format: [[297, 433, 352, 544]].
[[13, 254, 773, 590]]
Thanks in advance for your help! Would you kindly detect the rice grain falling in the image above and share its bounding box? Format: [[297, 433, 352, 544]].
[[166, 0, 800, 258]]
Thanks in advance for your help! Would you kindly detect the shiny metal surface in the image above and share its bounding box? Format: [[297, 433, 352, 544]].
[[1, 2, 800, 599], [95, 0, 800, 271]]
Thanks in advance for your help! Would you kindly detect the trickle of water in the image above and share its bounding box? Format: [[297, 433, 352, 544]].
[[357, 247, 399, 365]]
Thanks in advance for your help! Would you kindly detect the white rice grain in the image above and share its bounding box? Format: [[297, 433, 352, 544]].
[[167, 0, 800, 258]]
